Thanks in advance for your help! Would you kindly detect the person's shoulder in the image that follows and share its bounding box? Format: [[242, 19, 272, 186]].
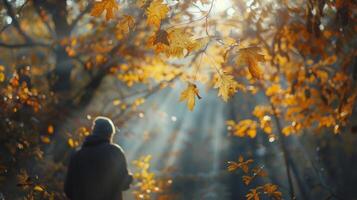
[[107, 143, 125, 154]]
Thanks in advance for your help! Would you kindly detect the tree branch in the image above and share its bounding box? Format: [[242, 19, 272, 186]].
[[2, 0, 32, 42], [33, 2, 55, 37], [69, 3, 93, 32], [0, 41, 51, 48]]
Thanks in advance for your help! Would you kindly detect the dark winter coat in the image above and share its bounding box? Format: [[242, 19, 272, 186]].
[[64, 135, 133, 200]]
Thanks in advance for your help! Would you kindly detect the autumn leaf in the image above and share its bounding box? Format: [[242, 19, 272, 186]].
[[259, 115, 272, 134], [263, 184, 282, 200], [227, 155, 253, 173], [154, 29, 170, 45], [187, 37, 209, 52], [243, 175, 253, 185], [68, 138, 75, 148], [17, 169, 31, 188], [146, 0, 169, 28], [166, 29, 196, 57], [227, 119, 258, 138], [0, 73, 4, 82], [0, 65, 5, 82], [33, 185, 44, 192], [40, 136, 51, 144], [265, 84, 282, 96], [148, 28, 198, 57], [246, 189, 260, 200], [237, 47, 265, 79], [116, 15, 135, 39], [227, 161, 239, 172], [91, 0, 119, 21], [214, 72, 240, 102], [252, 167, 267, 177], [240, 156, 254, 173], [179, 83, 201, 111]]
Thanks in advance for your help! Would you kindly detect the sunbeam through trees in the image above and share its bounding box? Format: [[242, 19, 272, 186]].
[[0, 0, 357, 199]]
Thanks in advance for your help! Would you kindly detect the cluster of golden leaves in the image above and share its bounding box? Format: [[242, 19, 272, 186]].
[[132, 155, 160, 200], [1, 69, 43, 113], [226, 105, 274, 139], [89, 0, 269, 112], [179, 44, 265, 110], [16, 169, 55, 199], [40, 125, 55, 144], [91, 0, 170, 29], [66, 126, 91, 148], [228, 156, 282, 200], [116, 58, 181, 87], [226, 120, 258, 138]]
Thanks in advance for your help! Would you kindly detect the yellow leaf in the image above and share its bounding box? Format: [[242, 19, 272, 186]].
[[167, 29, 195, 57], [214, 73, 239, 102], [146, 0, 169, 28], [149, 28, 198, 57], [187, 37, 209, 52], [91, 0, 119, 21], [179, 83, 201, 111], [265, 84, 281, 96], [0, 73, 5, 82], [231, 119, 258, 138], [116, 15, 135, 39], [260, 115, 272, 134], [68, 138, 75, 148], [237, 47, 265, 79], [34, 185, 44, 192], [40, 136, 50, 144]]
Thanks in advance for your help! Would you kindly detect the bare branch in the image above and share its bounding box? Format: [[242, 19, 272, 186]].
[[69, 3, 93, 32], [2, 0, 32, 42], [0, 41, 51, 48]]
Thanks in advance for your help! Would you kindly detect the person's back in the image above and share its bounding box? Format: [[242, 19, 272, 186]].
[[64, 117, 132, 200]]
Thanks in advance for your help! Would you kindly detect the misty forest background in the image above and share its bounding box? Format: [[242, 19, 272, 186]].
[[0, 0, 357, 199]]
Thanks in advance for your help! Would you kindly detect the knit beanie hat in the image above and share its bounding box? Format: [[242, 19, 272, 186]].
[[92, 116, 115, 139]]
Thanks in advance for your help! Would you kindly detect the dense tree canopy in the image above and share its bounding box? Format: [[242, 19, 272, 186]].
[[0, 0, 357, 199]]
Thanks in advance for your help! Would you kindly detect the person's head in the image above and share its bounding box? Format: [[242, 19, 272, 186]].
[[91, 116, 116, 141]]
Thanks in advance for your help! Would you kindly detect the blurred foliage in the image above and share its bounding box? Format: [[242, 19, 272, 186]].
[[228, 156, 282, 200], [0, 0, 356, 199]]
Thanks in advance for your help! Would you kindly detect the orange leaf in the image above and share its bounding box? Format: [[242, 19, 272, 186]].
[[91, 0, 119, 21]]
